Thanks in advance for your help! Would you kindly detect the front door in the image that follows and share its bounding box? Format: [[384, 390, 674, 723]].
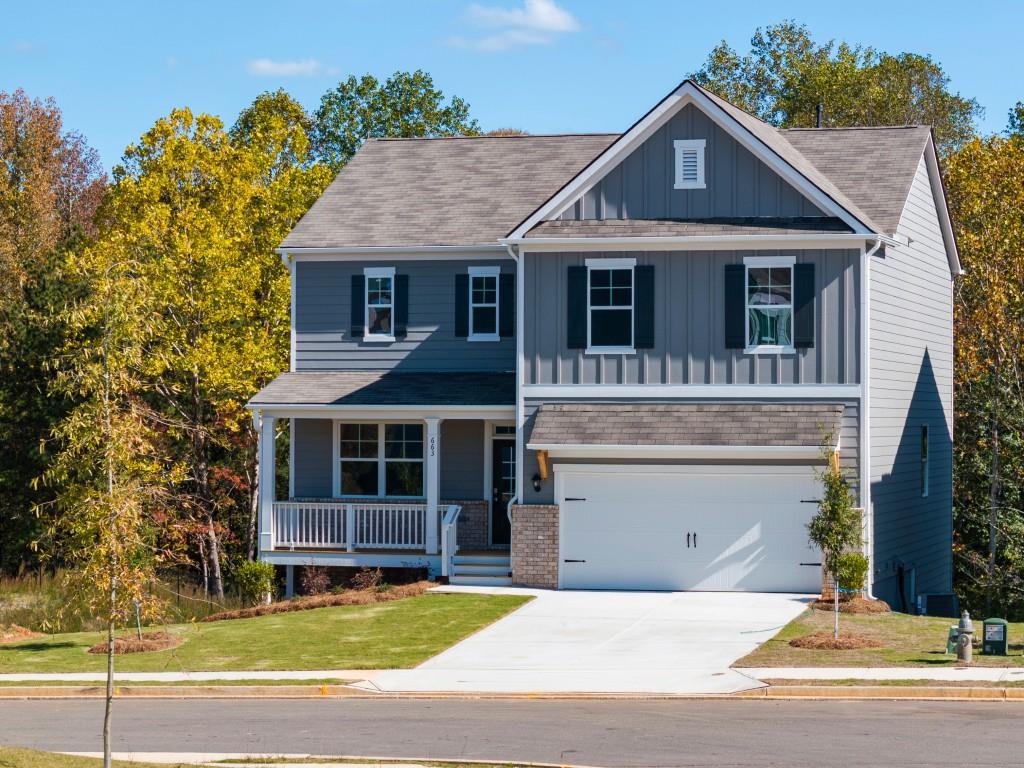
[[490, 438, 515, 546]]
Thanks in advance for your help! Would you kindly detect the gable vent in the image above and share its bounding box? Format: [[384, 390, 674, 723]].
[[673, 139, 706, 190]]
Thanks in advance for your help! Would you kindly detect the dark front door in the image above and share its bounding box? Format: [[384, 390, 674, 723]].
[[491, 438, 515, 546]]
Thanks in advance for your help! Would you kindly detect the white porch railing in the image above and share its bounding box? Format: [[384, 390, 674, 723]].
[[440, 504, 462, 577], [272, 501, 460, 552]]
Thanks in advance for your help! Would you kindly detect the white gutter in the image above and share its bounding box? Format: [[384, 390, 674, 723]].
[[861, 236, 884, 600], [501, 233, 899, 252], [506, 242, 523, 525], [276, 244, 506, 256], [527, 444, 824, 460]]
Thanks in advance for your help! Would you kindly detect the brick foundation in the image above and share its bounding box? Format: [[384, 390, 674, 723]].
[[511, 504, 560, 589]]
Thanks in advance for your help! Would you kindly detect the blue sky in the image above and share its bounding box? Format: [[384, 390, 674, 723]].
[[5, 0, 1022, 172]]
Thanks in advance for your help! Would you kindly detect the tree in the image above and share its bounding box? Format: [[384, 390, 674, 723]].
[[945, 125, 1024, 617], [312, 70, 479, 171], [692, 21, 981, 154], [1008, 102, 1024, 137], [0, 90, 105, 574], [485, 128, 531, 136]]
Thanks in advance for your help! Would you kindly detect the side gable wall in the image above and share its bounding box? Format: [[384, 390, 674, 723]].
[[869, 154, 955, 607], [559, 104, 828, 221]]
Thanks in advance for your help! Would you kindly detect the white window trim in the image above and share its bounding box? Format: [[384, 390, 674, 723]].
[[363, 266, 396, 343], [743, 255, 796, 355], [584, 257, 636, 355], [467, 265, 501, 342], [921, 424, 930, 498], [673, 138, 706, 190], [332, 420, 426, 499]]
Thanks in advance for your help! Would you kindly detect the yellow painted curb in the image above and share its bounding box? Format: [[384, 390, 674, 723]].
[[738, 685, 1024, 701]]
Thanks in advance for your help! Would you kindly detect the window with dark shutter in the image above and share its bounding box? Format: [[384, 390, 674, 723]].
[[499, 273, 514, 337], [723, 264, 745, 349], [634, 264, 655, 349], [350, 273, 365, 338], [566, 265, 587, 349], [394, 274, 408, 338], [792, 263, 815, 348]]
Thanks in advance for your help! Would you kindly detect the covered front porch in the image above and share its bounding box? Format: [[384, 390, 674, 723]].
[[248, 371, 517, 585]]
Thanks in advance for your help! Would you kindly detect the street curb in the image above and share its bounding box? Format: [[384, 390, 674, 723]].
[[2, 684, 1024, 701]]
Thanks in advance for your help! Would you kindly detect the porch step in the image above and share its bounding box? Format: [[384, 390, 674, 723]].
[[450, 552, 512, 586]]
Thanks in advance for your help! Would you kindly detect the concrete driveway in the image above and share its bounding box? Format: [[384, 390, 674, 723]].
[[356, 587, 811, 695]]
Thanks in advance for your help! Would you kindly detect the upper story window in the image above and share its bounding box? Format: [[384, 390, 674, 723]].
[[468, 266, 500, 342], [744, 256, 794, 352], [338, 421, 424, 498], [673, 139, 706, 190], [363, 267, 395, 341], [920, 424, 930, 498], [587, 258, 635, 353]]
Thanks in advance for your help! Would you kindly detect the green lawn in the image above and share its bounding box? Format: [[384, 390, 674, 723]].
[[0, 593, 528, 673], [738, 607, 1024, 668], [0, 747, 189, 768]]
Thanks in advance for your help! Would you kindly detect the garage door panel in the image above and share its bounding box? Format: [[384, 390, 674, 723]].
[[559, 466, 822, 593]]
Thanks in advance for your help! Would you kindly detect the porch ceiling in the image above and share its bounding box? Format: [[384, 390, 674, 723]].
[[248, 371, 515, 408]]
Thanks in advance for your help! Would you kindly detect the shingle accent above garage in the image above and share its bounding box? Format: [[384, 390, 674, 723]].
[[249, 371, 514, 407], [528, 403, 844, 447]]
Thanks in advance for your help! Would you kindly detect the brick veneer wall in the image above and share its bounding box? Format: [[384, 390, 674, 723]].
[[446, 499, 488, 550], [511, 504, 559, 589]]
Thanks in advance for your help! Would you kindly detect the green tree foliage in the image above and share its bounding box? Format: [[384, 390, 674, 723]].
[[1008, 102, 1024, 137], [692, 21, 981, 154], [946, 123, 1024, 618], [312, 70, 479, 171], [807, 448, 862, 577]]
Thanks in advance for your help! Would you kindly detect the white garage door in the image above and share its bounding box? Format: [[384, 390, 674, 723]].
[[558, 465, 822, 592]]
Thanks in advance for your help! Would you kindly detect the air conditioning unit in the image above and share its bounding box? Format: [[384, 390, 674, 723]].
[[918, 593, 959, 618]]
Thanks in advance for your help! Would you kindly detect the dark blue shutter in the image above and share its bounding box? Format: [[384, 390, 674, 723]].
[[566, 266, 587, 349], [499, 273, 514, 337], [634, 265, 655, 349], [350, 274, 365, 338], [793, 263, 815, 348], [454, 273, 469, 338], [724, 264, 746, 349], [394, 274, 409, 338]]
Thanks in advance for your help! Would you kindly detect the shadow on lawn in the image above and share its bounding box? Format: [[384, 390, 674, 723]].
[[5, 642, 77, 652]]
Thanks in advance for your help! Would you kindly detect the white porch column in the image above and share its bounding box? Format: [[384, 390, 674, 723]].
[[425, 417, 441, 554], [258, 412, 276, 554]]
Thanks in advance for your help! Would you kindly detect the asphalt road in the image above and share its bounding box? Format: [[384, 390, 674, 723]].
[[0, 698, 1020, 767]]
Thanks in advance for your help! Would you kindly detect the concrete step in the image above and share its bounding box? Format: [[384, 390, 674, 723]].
[[449, 575, 514, 586], [453, 553, 511, 566], [452, 564, 511, 577]]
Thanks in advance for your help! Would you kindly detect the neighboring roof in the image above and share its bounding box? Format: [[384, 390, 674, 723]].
[[281, 134, 617, 249], [249, 371, 515, 407], [528, 403, 843, 447], [781, 126, 932, 235], [526, 217, 852, 239]]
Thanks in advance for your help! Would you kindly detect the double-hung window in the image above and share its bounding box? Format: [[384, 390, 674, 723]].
[[920, 424, 930, 498], [586, 258, 635, 353], [468, 266, 500, 341], [338, 422, 424, 497], [364, 267, 395, 341], [744, 256, 795, 352]]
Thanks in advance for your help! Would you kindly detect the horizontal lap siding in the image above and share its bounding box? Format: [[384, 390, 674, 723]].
[[295, 259, 516, 371], [524, 249, 859, 385], [521, 398, 859, 505], [560, 104, 826, 221], [869, 155, 954, 607]]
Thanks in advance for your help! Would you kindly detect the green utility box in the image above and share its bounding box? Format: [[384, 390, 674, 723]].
[[983, 618, 1009, 655], [946, 625, 959, 654]]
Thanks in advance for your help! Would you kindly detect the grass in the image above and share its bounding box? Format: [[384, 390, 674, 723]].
[[738, 607, 1024, 667], [762, 678, 1024, 688], [0, 747, 189, 767], [0, 593, 529, 673], [0, 678, 352, 687]]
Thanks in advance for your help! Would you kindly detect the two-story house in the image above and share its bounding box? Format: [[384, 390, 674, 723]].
[[248, 79, 959, 610]]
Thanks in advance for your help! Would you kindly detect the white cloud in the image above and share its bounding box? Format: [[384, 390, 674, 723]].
[[246, 58, 322, 77], [451, 0, 579, 51]]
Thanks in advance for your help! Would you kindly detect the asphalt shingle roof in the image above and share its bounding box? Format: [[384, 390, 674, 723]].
[[249, 371, 514, 407], [528, 403, 844, 447], [526, 217, 851, 238]]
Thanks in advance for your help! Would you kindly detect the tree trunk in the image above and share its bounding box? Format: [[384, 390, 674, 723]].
[[987, 418, 1000, 614], [246, 443, 258, 562], [197, 533, 208, 596], [206, 513, 224, 600], [190, 371, 224, 600], [104, 574, 114, 768]]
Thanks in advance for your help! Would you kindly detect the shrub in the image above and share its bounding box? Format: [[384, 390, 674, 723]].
[[236, 561, 276, 606], [834, 552, 869, 593], [350, 566, 383, 591], [807, 442, 862, 577], [301, 565, 331, 595]]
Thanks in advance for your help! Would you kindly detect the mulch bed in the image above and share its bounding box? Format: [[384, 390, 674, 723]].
[[812, 596, 891, 614], [87, 631, 182, 654], [202, 581, 431, 622], [790, 631, 883, 650], [0, 625, 43, 644]]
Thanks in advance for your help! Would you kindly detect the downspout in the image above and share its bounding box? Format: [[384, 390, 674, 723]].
[[505, 243, 523, 527], [862, 236, 883, 600]]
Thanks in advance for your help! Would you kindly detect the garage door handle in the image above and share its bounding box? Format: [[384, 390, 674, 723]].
[[563, 559, 586, 563], [800, 562, 822, 567], [564, 497, 586, 502]]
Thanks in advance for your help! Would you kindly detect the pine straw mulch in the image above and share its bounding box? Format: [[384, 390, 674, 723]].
[[87, 631, 182, 654], [812, 596, 892, 614], [789, 631, 884, 650], [202, 581, 432, 622], [0, 625, 43, 644]]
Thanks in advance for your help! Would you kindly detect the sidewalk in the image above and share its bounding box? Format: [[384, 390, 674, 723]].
[[736, 666, 1024, 682]]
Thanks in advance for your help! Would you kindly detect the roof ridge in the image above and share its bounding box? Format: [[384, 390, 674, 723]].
[[782, 125, 931, 132], [373, 132, 621, 142]]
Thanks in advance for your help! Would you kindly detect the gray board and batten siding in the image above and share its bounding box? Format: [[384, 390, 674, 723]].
[[520, 398, 860, 505], [291, 417, 486, 501], [294, 258, 515, 372], [869, 153, 955, 607], [523, 249, 861, 386], [558, 104, 829, 223]]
